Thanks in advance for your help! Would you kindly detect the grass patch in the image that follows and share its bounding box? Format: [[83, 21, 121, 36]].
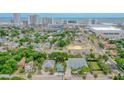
[[88, 62, 101, 71]]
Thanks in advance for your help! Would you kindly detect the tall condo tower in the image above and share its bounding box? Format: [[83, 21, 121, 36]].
[[13, 13, 21, 26]]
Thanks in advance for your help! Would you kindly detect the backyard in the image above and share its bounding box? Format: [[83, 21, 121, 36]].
[[88, 62, 101, 71]]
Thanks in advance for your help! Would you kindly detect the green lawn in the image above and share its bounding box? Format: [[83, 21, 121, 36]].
[[89, 34, 97, 41], [88, 62, 101, 71]]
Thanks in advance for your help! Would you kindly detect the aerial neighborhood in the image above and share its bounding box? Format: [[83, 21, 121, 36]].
[[0, 13, 124, 80]]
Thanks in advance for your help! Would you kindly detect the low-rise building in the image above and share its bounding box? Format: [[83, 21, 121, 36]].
[[48, 24, 64, 30], [89, 25, 124, 40], [25, 61, 34, 72], [104, 42, 117, 49], [17, 57, 26, 68], [42, 60, 55, 69], [67, 58, 87, 69], [33, 43, 42, 51], [56, 63, 64, 74]]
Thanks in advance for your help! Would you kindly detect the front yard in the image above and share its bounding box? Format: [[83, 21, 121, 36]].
[[88, 62, 101, 71]]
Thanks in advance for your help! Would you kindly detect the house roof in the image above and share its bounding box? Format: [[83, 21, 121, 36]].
[[67, 58, 87, 69], [43, 60, 55, 68], [91, 26, 121, 31], [56, 64, 64, 72], [17, 57, 26, 67]]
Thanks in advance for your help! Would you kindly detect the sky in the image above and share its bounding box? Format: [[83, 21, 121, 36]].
[[0, 13, 124, 18]]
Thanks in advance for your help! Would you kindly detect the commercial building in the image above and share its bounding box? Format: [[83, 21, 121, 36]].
[[13, 13, 21, 26], [47, 24, 64, 30], [28, 15, 39, 27], [42, 17, 52, 26], [22, 20, 28, 27], [89, 25, 124, 40], [52, 19, 63, 24], [88, 19, 98, 25]]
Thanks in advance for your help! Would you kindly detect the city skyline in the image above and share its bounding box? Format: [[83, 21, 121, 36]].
[[1, 13, 124, 18]]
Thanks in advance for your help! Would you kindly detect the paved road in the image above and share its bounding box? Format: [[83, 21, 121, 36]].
[[32, 75, 63, 80], [107, 57, 124, 75], [80, 27, 124, 76]]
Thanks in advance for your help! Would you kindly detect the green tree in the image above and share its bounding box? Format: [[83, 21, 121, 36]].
[[1, 64, 13, 74], [6, 59, 17, 70], [115, 58, 124, 70], [11, 77, 24, 80], [79, 66, 90, 75], [49, 52, 68, 62], [103, 54, 108, 61], [57, 40, 67, 47]]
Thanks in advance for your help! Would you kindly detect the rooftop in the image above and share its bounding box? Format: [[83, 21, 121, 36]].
[[90, 26, 122, 31], [67, 58, 87, 69], [56, 64, 64, 72], [17, 57, 26, 67], [43, 60, 55, 68]]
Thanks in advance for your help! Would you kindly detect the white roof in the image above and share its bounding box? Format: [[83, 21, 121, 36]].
[[91, 26, 122, 31]]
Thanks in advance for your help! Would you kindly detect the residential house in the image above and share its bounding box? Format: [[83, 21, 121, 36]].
[[56, 63, 64, 73], [17, 57, 26, 68], [25, 61, 34, 72], [67, 58, 87, 69], [42, 60, 55, 69]]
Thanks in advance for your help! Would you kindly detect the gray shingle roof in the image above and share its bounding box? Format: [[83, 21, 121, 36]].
[[43, 60, 55, 68], [67, 58, 87, 69]]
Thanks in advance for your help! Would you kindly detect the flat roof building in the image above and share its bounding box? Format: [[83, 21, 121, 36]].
[[88, 19, 98, 25], [89, 25, 124, 40]]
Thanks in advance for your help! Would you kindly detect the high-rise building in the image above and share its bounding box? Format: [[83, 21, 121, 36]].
[[52, 19, 65, 25], [22, 20, 28, 27], [42, 17, 52, 26], [62, 19, 68, 24], [88, 19, 97, 25], [0, 19, 2, 26], [13, 13, 21, 26], [28, 15, 39, 27]]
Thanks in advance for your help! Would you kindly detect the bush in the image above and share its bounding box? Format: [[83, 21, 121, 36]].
[[115, 58, 124, 70], [0, 77, 24, 80], [98, 60, 111, 75], [114, 74, 124, 80], [27, 72, 32, 79], [0, 77, 10, 80]]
